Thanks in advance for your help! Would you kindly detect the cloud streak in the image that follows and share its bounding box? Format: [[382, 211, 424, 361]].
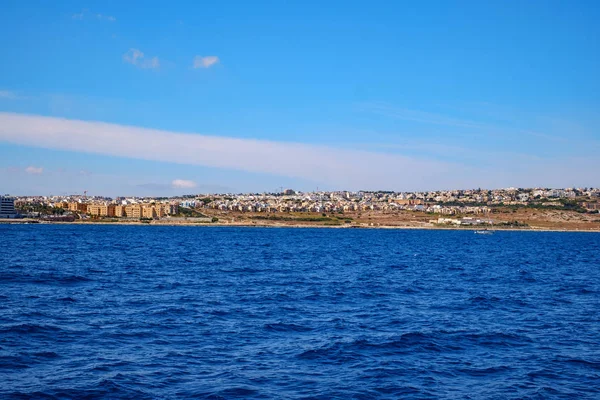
[[0, 112, 597, 190], [172, 179, 197, 189], [123, 49, 160, 69], [359, 102, 489, 130], [72, 9, 116, 22], [0, 112, 470, 190], [25, 166, 43, 175], [0, 90, 20, 100], [193, 56, 219, 69]]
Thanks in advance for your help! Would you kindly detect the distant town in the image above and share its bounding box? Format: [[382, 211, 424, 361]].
[[2, 187, 600, 230]]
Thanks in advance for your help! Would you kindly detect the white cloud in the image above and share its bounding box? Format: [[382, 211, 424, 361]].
[[0, 90, 18, 99], [359, 102, 488, 130], [193, 56, 219, 69], [72, 10, 115, 22], [97, 13, 116, 22], [25, 166, 43, 175], [172, 179, 197, 189], [123, 49, 160, 69], [0, 112, 597, 191]]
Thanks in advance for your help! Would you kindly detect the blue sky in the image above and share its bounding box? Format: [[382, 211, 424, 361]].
[[0, 0, 599, 196]]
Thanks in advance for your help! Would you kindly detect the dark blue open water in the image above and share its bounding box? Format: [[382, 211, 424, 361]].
[[1, 225, 599, 399]]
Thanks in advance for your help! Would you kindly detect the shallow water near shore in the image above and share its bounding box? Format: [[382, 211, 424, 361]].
[[1, 224, 600, 399]]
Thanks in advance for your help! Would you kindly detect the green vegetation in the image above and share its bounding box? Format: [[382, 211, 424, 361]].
[[16, 203, 56, 215], [496, 220, 529, 227], [177, 207, 208, 218]]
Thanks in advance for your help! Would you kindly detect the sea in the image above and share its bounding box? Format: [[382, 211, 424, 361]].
[[1, 225, 599, 399]]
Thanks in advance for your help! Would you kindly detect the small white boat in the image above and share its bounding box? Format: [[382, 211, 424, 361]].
[[475, 229, 493, 234]]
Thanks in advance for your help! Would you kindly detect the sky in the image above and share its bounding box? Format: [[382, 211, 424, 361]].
[[0, 0, 599, 196]]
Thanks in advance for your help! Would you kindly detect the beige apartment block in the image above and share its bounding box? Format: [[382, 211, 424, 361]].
[[142, 205, 156, 219], [125, 205, 142, 218], [68, 202, 89, 213], [55, 202, 69, 209], [114, 205, 124, 217], [155, 205, 167, 218], [88, 205, 102, 216], [91, 204, 116, 217]]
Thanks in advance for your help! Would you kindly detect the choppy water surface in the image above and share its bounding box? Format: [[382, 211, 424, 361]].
[[1, 225, 600, 399]]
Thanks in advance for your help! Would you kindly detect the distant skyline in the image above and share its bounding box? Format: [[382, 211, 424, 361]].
[[1, 0, 599, 196]]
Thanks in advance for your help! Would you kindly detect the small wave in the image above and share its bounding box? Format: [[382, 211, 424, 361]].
[[469, 295, 501, 303], [149, 306, 189, 316], [460, 331, 532, 347], [154, 283, 183, 290], [297, 333, 441, 361], [0, 323, 63, 335], [0, 355, 31, 369], [264, 322, 313, 332], [32, 351, 60, 358], [216, 387, 260, 397], [0, 272, 33, 284], [296, 344, 360, 363], [555, 356, 600, 370], [208, 309, 229, 316], [58, 297, 77, 302], [47, 274, 92, 284], [458, 365, 512, 376], [87, 268, 106, 273]]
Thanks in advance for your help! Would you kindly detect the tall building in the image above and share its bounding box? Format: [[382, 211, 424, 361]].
[[87, 204, 117, 217], [68, 202, 88, 213], [0, 195, 17, 218], [125, 204, 142, 218], [114, 205, 124, 217]]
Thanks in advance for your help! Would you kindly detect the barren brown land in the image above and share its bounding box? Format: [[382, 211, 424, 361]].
[[4, 208, 600, 232], [199, 208, 600, 231]]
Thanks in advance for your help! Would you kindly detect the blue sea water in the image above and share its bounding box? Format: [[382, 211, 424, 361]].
[[1, 225, 599, 399]]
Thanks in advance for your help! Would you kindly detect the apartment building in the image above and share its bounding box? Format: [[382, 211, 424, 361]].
[[114, 205, 125, 217], [0, 195, 17, 218], [125, 205, 142, 218], [68, 202, 88, 213], [142, 206, 156, 219], [87, 204, 116, 217]]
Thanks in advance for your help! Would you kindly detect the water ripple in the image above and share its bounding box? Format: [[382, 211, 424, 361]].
[[1, 225, 599, 398]]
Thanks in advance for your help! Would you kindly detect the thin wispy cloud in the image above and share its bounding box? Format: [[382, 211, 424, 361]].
[[359, 102, 488, 130], [25, 166, 44, 175], [72, 9, 116, 22], [123, 49, 160, 69], [138, 181, 233, 194], [359, 102, 599, 148], [0, 113, 597, 190], [172, 179, 197, 189], [0, 112, 468, 190], [97, 14, 116, 22], [193, 56, 219, 69], [0, 90, 20, 100]]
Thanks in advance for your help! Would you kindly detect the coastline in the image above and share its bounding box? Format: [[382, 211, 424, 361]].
[[2, 218, 600, 232]]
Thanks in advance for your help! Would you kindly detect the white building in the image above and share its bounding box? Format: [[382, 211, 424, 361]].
[[0, 195, 17, 218]]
